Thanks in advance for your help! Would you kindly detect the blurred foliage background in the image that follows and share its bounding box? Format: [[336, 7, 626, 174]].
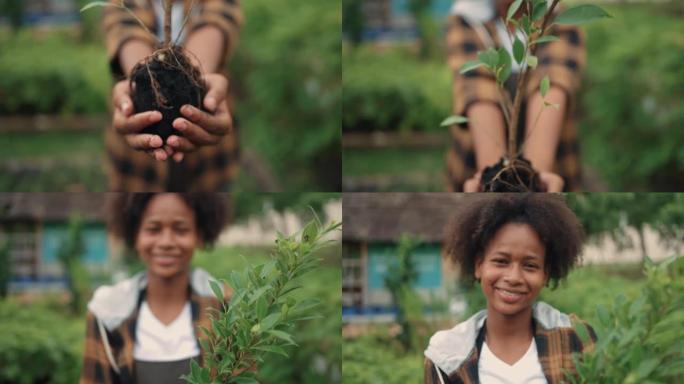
[[0, 0, 340, 191], [342, 193, 684, 383], [341, 1, 684, 191]]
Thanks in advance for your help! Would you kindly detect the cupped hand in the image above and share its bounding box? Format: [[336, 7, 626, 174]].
[[112, 80, 168, 161], [539, 171, 565, 192], [164, 73, 233, 162]]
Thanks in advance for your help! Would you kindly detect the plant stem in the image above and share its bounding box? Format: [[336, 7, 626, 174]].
[[507, 0, 561, 160], [164, 0, 172, 46]]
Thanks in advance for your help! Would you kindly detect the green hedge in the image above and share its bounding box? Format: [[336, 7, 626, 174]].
[[342, 48, 451, 133], [0, 300, 84, 384], [0, 31, 109, 115], [231, 0, 341, 189], [578, 5, 684, 191]]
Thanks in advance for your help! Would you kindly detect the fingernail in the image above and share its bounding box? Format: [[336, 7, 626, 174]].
[[121, 102, 130, 113], [176, 121, 186, 131], [149, 112, 159, 123], [183, 106, 193, 118], [169, 137, 177, 147]]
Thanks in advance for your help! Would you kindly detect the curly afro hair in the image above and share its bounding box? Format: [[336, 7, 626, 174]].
[[446, 193, 584, 288], [107, 193, 230, 250]]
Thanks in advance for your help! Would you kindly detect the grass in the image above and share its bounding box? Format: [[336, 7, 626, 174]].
[[0, 131, 103, 160], [343, 146, 446, 191]]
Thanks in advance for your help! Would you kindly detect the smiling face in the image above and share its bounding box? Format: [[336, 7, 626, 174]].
[[135, 194, 200, 280], [475, 222, 548, 318]]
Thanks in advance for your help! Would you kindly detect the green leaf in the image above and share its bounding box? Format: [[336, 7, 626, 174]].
[[555, 5, 611, 26], [634, 358, 661, 380], [531, 0, 547, 22], [478, 48, 499, 69], [256, 296, 267, 320], [506, 0, 524, 21], [531, 36, 559, 45], [540, 75, 550, 98], [301, 220, 318, 243], [80, 1, 119, 12], [209, 280, 224, 302], [513, 37, 525, 64], [260, 312, 280, 331], [527, 55, 538, 69], [253, 344, 289, 357], [496, 48, 512, 85], [459, 59, 484, 74], [440, 115, 468, 127], [267, 330, 297, 345]]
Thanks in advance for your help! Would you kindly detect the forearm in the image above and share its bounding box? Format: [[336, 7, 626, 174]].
[[184, 25, 225, 74], [119, 38, 154, 78], [468, 102, 507, 171], [523, 86, 567, 172]]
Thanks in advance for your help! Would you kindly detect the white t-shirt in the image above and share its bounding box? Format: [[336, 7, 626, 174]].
[[153, 0, 189, 43], [133, 301, 200, 362], [479, 339, 547, 384]]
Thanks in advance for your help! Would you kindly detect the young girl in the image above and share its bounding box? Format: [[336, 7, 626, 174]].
[[80, 193, 229, 383], [424, 194, 596, 383], [444, 0, 586, 192]]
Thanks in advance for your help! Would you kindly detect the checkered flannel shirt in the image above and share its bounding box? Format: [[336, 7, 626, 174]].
[[423, 315, 597, 384], [79, 286, 230, 384], [102, 0, 242, 191], [444, 10, 586, 192]]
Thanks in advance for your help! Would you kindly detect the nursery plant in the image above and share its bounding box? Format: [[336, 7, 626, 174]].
[[441, 0, 610, 191], [182, 218, 342, 384], [81, 0, 206, 143]]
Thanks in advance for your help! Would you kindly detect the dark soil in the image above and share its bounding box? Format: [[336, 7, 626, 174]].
[[130, 45, 206, 143], [481, 156, 542, 192]]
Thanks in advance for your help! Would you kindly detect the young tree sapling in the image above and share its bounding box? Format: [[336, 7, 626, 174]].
[[441, 0, 610, 191]]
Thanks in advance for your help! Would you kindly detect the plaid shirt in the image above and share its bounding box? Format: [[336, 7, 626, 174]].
[[424, 314, 597, 384], [80, 285, 231, 384], [102, 0, 243, 191], [444, 9, 586, 192]]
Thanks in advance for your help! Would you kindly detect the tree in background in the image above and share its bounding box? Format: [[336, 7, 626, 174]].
[[57, 215, 90, 315], [1, 0, 24, 32], [0, 237, 9, 299], [384, 235, 422, 351], [408, 0, 437, 60], [343, 0, 364, 46], [566, 193, 682, 267]]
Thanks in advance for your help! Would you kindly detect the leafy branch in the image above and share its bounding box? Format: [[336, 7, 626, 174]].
[[182, 218, 342, 384], [441, 0, 610, 160]]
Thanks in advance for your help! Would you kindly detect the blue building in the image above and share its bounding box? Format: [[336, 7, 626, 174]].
[[359, 0, 454, 41], [342, 193, 463, 319], [0, 194, 109, 292]]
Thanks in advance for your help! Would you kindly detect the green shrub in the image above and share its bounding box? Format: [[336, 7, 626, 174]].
[[231, 0, 341, 189], [579, 5, 684, 190], [0, 31, 109, 115], [192, 243, 342, 384], [342, 47, 451, 133], [0, 300, 83, 384], [342, 334, 423, 384], [567, 257, 684, 383]]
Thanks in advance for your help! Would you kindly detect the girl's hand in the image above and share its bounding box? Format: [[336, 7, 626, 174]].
[[165, 73, 233, 163], [539, 171, 565, 192], [112, 80, 168, 161], [463, 172, 482, 192]]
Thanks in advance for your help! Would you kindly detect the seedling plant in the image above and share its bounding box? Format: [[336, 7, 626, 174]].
[[441, 0, 610, 191], [182, 218, 342, 384], [81, 0, 206, 143]]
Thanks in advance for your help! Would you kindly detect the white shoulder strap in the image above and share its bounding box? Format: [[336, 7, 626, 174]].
[[97, 317, 121, 375]]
